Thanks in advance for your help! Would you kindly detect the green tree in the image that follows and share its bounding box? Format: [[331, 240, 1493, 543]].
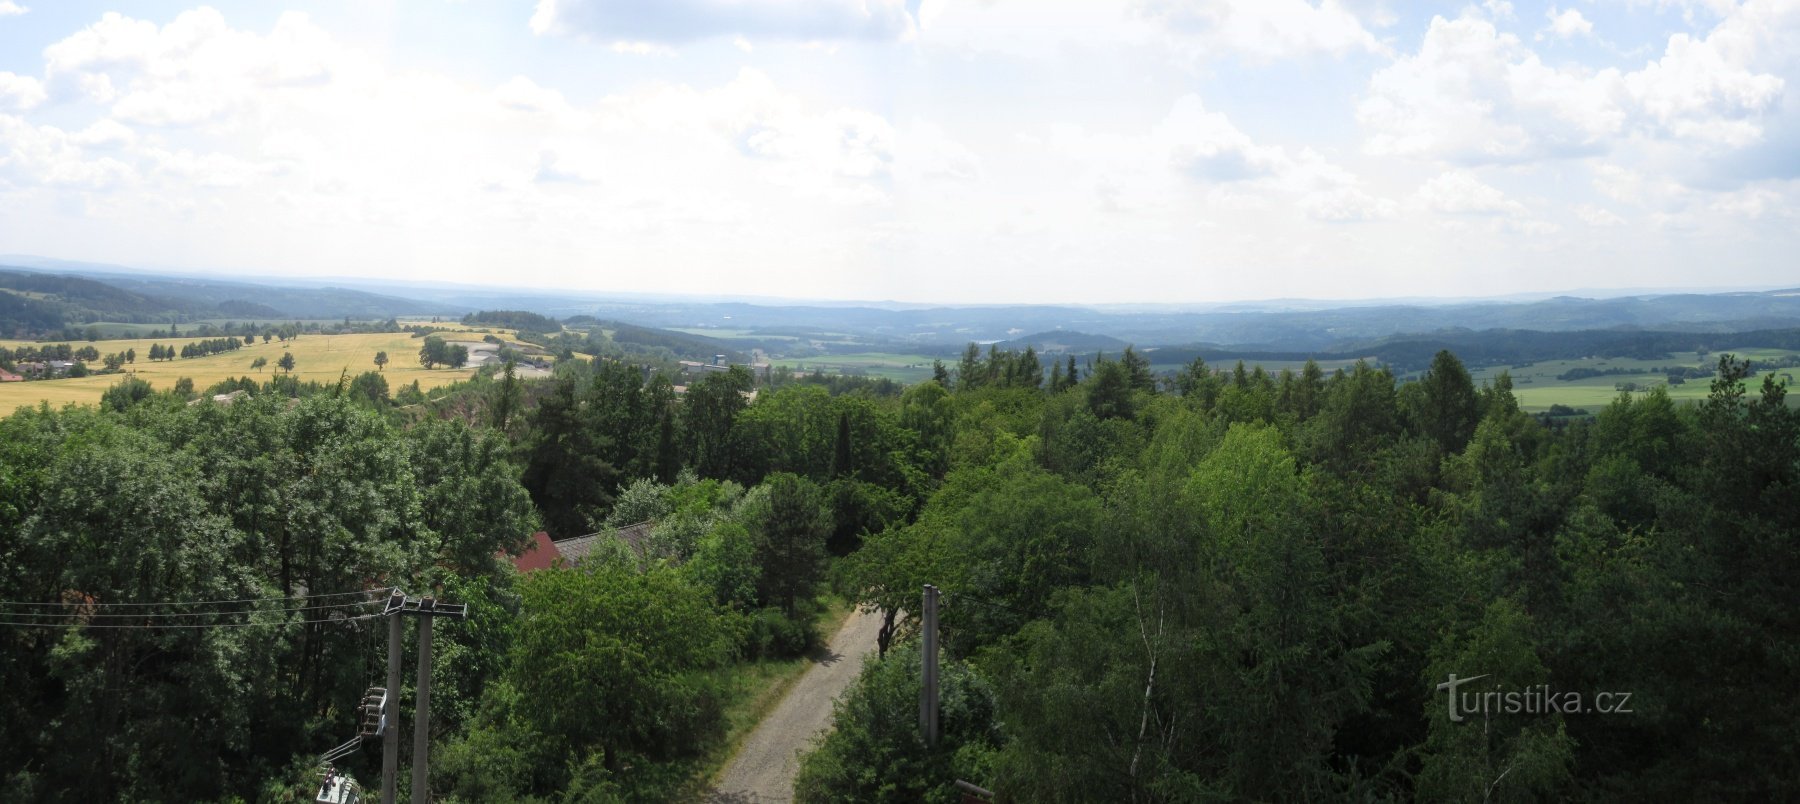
[[347, 370, 389, 406], [681, 365, 753, 480], [1417, 599, 1574, 802], [795, 643, 1000, 804], [276, 351, 295, 374], [521, 377, 618, 537], [1017, 345, 1044, 390], [755, 472, 831, 616], [1085, 358, 1135, 420], [479, 561, 736, 799], [488, 358, 521, 432], [250, 356, 268, 373], [1414, 349, 1480, 453], [957, 342, 984, 391], [373, 350, 388, 371], [419, 335, 448, 369]]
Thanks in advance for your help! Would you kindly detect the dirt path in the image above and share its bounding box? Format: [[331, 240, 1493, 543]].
[[707, 607, 883, 803]]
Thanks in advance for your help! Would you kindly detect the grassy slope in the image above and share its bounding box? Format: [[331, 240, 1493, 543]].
[[1471, 347, 1800, 411]]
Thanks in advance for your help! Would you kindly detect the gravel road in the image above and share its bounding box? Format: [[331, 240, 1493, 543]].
[[707, 607, 883, 803]]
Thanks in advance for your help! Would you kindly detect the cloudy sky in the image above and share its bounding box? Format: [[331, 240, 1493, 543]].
[[0, 1, 1795, 303]]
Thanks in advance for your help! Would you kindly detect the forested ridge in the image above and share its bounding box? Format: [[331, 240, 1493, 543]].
[[0, 344, 1795, 802]]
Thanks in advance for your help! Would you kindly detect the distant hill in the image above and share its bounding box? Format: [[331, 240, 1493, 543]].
[[0, 265, 467, 338], [92, 273, 461, 319], [1, 269, 205, 338]]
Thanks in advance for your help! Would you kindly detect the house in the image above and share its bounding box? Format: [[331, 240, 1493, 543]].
[[0, 368, 22, 382], [554, 521, 655, 563], [508, 522, 657, 573], [510, 531, 564, 573]]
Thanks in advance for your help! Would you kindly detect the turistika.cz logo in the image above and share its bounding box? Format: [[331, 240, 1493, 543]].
[[1437, 674, 1634, 723]]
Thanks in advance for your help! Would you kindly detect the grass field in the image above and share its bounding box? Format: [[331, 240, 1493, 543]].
[[781, 352, 940, 383], [1468, 347, 1800, 412], [0, 331, 486, 412]]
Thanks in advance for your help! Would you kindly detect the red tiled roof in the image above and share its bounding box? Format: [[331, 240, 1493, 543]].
[[511, 531, 562, 572]]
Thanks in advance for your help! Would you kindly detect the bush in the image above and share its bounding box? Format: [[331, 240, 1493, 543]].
[[743, 605, 818, 659]]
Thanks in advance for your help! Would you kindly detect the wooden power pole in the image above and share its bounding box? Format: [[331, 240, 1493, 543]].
[[378, 590, 466, 804], [382, 592, 404, 804], [920, 584, 940, 747]]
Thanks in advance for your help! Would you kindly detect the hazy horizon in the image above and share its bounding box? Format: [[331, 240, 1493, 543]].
[[4, 251, 1796, 312]]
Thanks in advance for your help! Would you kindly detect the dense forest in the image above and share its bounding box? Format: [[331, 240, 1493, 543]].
[[0, 342, 1794, 801]]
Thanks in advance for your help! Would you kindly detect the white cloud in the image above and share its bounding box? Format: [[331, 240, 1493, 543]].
[[71, 118, 136, 149], [0, 115, 138, 190], [1302, 186, 1399, 221], [1133, 0, 1386, 61], [44, 9, 349, 128], [1362, 7, 1789, 164], [530, 0, 914, 44], [1359, 16, 1626, 162], [1416, 170, 1527, 215], [1709, 185, 1791, 218], [0, 72, 45, 111], [1622, 31, 1784, 147], [610, 41, 676, 56], [5, 11, 989, 294], [1542, 7, 1594, 40], [1048, 95, 1395, 222], [0, 1, 27, 17], [1576, 203, 1626, 226]]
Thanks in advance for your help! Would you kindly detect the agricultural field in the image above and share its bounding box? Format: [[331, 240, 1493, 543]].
[[0, 331, 484, 412], [780, 352, 940, 383], [1467, 348, 1800, 412]]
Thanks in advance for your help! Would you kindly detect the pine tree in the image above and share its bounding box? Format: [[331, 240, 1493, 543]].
[[1019, 346, 1044, 390], [958, 343, 984, 391]]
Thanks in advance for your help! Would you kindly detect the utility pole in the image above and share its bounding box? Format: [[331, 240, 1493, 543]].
[[382, 591, 403, 804], [920, 584, 939, 747], [412, 597, 435, 804], [377, 589, 466, 804]]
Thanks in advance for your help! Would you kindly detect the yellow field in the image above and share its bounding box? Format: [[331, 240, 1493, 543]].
[[0, 331, 491, 413]]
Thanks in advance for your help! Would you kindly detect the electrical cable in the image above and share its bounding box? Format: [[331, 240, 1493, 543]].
[[0, 586, 395, 608], [0, 598, 387, 619], [0, 611, 389, 629]]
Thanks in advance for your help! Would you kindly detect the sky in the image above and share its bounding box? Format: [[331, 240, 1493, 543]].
[[0, 0, 1796, 304]]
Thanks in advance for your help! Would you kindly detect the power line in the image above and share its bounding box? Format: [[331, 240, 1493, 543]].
[[0, 611, 389, 629], [0, 586, 395, 608], [0, 599, 386, 619]]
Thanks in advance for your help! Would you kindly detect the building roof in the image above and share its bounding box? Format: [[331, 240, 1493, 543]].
[[510, 531, 562, 573], [0, 369, 21, 382], [551, 521, 655, 565]]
